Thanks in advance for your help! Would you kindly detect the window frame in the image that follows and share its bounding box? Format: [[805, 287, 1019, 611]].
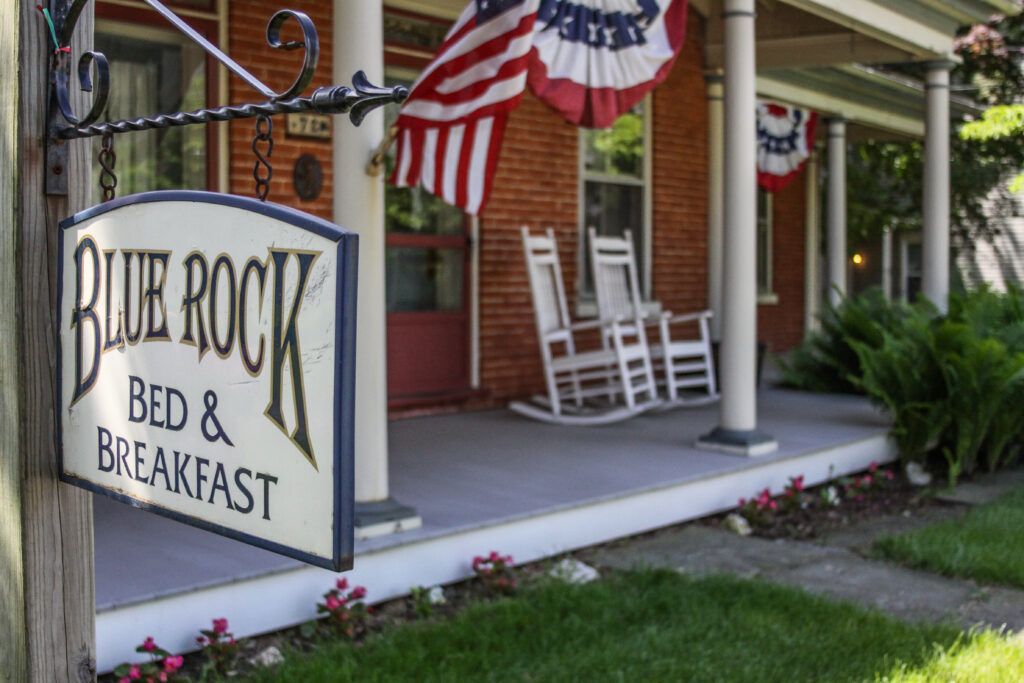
[[576, 96, 654, 315], [757, 188, 778, 304], [95, 1, 221, 192]]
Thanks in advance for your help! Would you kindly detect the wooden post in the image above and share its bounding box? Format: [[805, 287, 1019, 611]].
[[1, 3, 97, 681]]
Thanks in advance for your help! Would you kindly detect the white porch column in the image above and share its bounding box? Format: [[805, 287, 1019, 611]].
[[708, 73, 724, 339], [826, 117, 847, 307], [697, 0, 777, 457], [706, 72, 725, 340], [922, 61, 954, 313], [333, 0, 420, 536], [803, 148, 821, 334]]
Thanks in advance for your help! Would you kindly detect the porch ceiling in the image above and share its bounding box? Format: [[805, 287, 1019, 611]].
[[704, 0, 1019, 70]]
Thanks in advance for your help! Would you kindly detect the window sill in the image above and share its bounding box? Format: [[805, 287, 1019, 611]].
[[757, 292, 779, 305]]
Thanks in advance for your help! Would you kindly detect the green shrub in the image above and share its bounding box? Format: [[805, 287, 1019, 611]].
[[776, 288, 912, 394], [852, 309, 1024, 486], [783, 286, 1024, 486]]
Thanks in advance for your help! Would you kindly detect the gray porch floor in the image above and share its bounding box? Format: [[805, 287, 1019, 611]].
[[95, 388, 889, 612]]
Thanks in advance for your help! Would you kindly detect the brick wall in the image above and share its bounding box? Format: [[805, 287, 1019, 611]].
[[228, 1, 335, 220], [474, 14, 710, 407], [221, 5, 809, 410], [758, 176, 808, 353]]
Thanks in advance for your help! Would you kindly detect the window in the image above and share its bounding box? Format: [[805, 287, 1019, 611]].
[[901, 237, 923, 302], [579, 102, 650, 300], [382, 73, 467, 313], [92, 15, 214, 194], [757, 188, 774, 300]]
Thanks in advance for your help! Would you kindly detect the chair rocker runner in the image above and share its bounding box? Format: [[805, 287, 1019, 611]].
[[589, 227, 719, 408], [510, 227, 660, 425]]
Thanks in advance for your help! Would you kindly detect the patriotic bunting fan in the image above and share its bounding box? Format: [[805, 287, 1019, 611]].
[[389, 0, 689, 216], [756, 101, 818, 193]]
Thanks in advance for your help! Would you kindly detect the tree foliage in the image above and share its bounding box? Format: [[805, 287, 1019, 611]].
[[848, 5, 1024, 247]]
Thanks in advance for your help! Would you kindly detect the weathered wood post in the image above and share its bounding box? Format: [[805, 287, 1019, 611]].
[[1, 2, 97, 680]]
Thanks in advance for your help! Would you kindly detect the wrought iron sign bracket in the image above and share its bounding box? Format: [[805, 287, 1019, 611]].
[[43, 0, 407, 195]]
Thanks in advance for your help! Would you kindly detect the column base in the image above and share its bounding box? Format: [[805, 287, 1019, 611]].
[[696, 427, 779, 457], [354, 497, 422, 540]]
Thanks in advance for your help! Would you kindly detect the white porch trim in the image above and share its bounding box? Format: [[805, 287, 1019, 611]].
[[826, 117, 847, 306]]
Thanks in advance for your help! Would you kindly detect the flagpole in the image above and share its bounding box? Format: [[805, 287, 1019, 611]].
[[367, 125, 398, 176]]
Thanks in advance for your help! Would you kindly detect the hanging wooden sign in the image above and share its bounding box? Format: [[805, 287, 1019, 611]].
[[57, 191, 357, 571]]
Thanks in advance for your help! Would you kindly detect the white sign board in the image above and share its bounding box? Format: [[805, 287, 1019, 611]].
[[58, 191, 356, 571]]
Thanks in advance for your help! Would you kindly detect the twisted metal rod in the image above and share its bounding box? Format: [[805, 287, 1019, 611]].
[[52, 73, 407, 141]]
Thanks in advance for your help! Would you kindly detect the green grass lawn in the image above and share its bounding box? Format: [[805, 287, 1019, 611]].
[[236, 569, 1024, 683], [873, 488, 1024, 589]]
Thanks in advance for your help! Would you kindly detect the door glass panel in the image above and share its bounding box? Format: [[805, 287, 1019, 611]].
[[93, 22, 207, 194], [386, 248, 464, 312], [383, 76, 464, 237]]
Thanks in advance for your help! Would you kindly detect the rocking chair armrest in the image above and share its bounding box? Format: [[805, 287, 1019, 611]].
[[566, 316, 621, 332], [660, 310, 713, 325]]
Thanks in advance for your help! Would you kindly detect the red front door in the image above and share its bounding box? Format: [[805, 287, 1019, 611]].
[[384, 181, 471, 403]]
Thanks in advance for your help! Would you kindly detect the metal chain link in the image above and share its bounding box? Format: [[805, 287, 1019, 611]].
[[98, 132, 117, 202], [252, 114, 274, 202]]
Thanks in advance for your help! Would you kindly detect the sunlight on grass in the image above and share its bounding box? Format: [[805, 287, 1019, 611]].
[[873, 488, 1024, 588], [241, 570, 968, 683], [880, 630, 1024, 682]]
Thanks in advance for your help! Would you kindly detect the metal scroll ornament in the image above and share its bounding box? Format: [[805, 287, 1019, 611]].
[[43, 0, 407, 195]]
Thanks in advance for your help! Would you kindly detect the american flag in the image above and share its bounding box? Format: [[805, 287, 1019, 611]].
[[389, 0, 541, 216]]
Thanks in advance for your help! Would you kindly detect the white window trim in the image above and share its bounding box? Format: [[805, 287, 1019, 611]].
[[575, 95, 654, 316], [757, 189, 777, 304], [900, 234, 923, 302]]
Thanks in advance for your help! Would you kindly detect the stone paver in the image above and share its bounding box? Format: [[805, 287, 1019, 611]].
[[588, 524, 1024, 632], [935, 469, 1024, 506]]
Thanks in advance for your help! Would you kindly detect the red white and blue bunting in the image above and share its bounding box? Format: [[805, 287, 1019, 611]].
[[756, 101, 818, 193]]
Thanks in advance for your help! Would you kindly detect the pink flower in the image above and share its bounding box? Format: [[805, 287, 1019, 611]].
[[325, 594, 342, 611], [196, 636, 206, 645], [119, 678, 130, 683], [738, 497, 746, 506], [488, 550, 501, 561], [472, 556, 483, 569], [768, 500, 777, 510], [868, 461, 878, 473], [349, 586, 367, 600], [863, 475, 872, 486], [129, 664, 141, 680], [336, 577, 349, 591], [141, 637, 156, 653], [886, 470, 895, 480], [793, 476, 804, 491], [212, 618, 228, 635], [163, 655, 183, 673], [159, 674, 168, 682]]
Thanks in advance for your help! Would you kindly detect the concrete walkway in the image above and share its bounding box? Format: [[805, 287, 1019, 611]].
[[586, 471, 1024, 633]]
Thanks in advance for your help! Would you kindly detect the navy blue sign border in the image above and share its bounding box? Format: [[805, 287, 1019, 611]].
[[56, 190, 356, 572]]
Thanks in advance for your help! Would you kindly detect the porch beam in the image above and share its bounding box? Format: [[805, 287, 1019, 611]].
[[921, 60, 954, 312], [706, 32, 912, 70], [775, 0, 956, 58], [826, 117, 848, 306], [756, 75, 924, 138], [333, 0, 421, 537], [697, 0, 778, 457]]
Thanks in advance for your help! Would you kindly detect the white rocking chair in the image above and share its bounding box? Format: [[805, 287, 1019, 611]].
[[509, 227, 660, 425], [589, 227, 718, 407]]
